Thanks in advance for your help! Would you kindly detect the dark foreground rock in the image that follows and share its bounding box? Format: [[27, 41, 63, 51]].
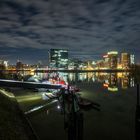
[[0, 89, 38, 140]]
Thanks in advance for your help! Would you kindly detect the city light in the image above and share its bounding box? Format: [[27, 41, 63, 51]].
[[103, 83, 109, 88], [108, 87, 118, 92], [57, 105, 61, 109], [107, 51, 118, 55], [0, 50, 135, 71]]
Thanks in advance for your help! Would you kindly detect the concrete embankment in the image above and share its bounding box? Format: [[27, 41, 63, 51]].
[[0, 88, 39, 140]]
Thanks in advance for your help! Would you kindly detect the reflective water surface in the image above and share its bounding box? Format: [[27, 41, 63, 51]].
[[1, 72, 139, 140]]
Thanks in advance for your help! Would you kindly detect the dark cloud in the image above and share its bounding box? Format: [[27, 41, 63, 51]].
[[0, 0, 140, 64]]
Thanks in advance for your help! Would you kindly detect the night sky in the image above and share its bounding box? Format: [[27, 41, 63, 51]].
[[0, 0, 140, 64]]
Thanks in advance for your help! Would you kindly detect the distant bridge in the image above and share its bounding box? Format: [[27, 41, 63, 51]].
[[0, 69, 132, 73], [34, 69, 132, 73]]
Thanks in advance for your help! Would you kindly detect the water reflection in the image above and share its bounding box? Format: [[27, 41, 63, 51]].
[[59, 89, 84, 140], [48, 88, 100, 140], [2, 71, 134, 91], [36, 72, 134, 91], [18, 87, 100, 140], [0, 72, 137, 140]]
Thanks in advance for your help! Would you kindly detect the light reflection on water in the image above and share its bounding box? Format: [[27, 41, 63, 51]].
[[36, 72, 135, 91], [0, 72, 138, 140]]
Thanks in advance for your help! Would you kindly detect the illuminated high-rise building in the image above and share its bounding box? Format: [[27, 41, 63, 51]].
[[49, 49, 68, 68], [130, 54, 135, 65], [103, 54, 109, 69], [96, 60, 105, 69], [121, 53, 130, 69], [107, 51, 118, 69]]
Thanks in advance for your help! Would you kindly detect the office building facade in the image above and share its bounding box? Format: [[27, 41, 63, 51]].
[[107, 51, 118, 69], [49, 49, 68, 69], [121, 53, 131, 69]]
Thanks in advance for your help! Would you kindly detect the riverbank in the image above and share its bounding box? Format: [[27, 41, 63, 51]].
[[0, 88, 38, 140]]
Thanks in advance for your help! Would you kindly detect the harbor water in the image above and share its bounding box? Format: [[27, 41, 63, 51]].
[[1, 72, 138, 140]]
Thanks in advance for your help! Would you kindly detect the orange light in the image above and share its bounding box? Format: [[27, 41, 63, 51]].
[[103, 83, 109, 88]]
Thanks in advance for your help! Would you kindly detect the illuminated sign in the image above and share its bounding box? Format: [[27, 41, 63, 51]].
[[107, 51, 118, 55], [108, 87, 118, 92]]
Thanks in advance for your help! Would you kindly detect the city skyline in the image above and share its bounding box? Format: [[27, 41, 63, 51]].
[[0, 0, 140, 64], [0, 50, 135, 66]]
